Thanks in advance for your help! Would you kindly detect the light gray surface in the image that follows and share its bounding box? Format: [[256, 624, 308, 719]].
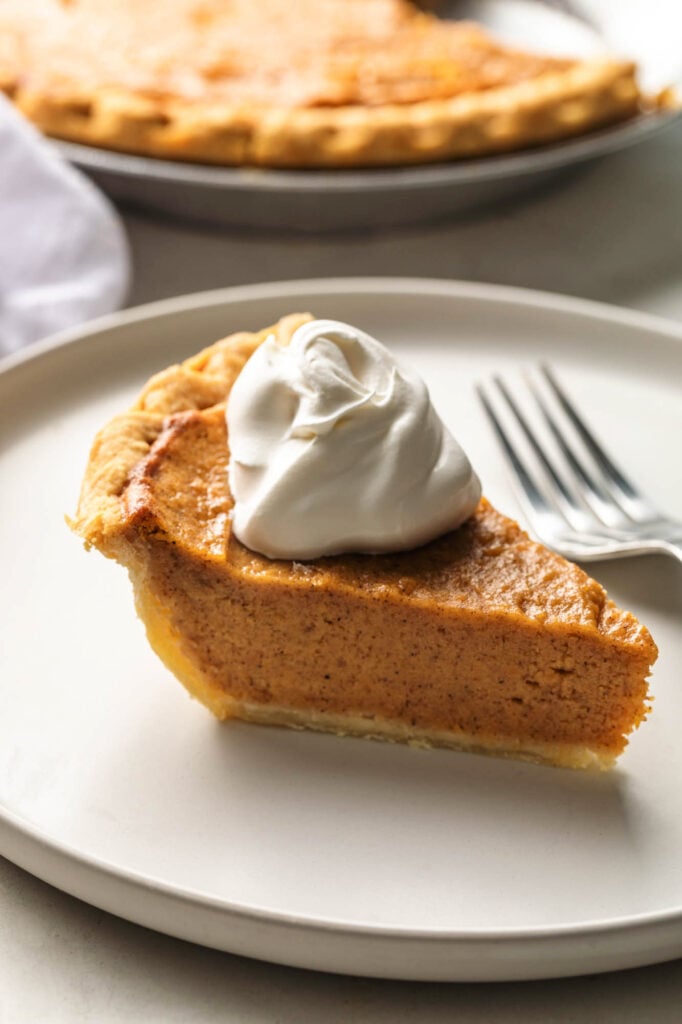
[[124, 118, 682, 322], [2, 120, 682, 1021], [2, 857, 682, 1023]]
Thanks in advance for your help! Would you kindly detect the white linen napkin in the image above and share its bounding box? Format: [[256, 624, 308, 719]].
[[0, 96, 129, 357]]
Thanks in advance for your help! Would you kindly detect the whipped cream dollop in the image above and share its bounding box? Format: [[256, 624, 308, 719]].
[[226, 319, 481, 560]]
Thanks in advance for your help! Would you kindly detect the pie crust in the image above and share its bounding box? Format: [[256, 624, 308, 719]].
[[70, 315, 656, 770], [0, 0, 647, 167]]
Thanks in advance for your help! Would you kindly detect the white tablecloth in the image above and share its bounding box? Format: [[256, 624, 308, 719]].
[[0, 96, 128, 356]]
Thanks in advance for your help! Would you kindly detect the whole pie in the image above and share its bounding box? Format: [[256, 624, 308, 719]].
[[70, 315, 656, 770], [0, 0, 647, 167]]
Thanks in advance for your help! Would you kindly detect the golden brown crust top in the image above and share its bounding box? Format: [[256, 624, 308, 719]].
[[71, 314, 310, 549], [71, 315, 657, 665], [0, 0, 645, 166], [0, 0, 572, 108]]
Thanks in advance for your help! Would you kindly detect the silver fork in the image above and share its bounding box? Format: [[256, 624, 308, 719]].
[[477, 366, 682, 564]]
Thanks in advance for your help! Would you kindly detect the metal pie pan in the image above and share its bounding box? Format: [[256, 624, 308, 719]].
[[56, 109, 679, 233]]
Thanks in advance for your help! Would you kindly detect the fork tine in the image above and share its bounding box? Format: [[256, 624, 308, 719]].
[[525, 371, 634, 530], [539, 366, 661, 523], [479, 369, 682, 564], [475, 383, 564, 536], [491, 375, 597, 533]]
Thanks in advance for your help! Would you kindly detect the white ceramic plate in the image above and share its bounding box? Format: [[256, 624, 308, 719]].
[[1, 279, 681, 982]]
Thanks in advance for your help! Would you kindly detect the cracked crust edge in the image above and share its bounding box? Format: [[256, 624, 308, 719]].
[[68, 313, 312, 550]]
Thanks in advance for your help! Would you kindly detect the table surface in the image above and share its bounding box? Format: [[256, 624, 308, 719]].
[[3, 120, 682, 1022]]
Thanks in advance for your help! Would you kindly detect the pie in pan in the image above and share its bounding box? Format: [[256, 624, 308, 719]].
[[70, 315, 656, 770], [0, 0, 649, 167]]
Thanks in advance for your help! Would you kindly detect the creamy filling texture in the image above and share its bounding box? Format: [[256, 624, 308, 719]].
[[227, 318, 481, 559]]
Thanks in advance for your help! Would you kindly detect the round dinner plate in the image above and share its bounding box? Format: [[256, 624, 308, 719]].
[[1, 278, 681, 982]]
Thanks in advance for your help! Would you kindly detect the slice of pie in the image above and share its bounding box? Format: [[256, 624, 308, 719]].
[[0, 0, 649, 167], [70, 314, 656, 770]]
